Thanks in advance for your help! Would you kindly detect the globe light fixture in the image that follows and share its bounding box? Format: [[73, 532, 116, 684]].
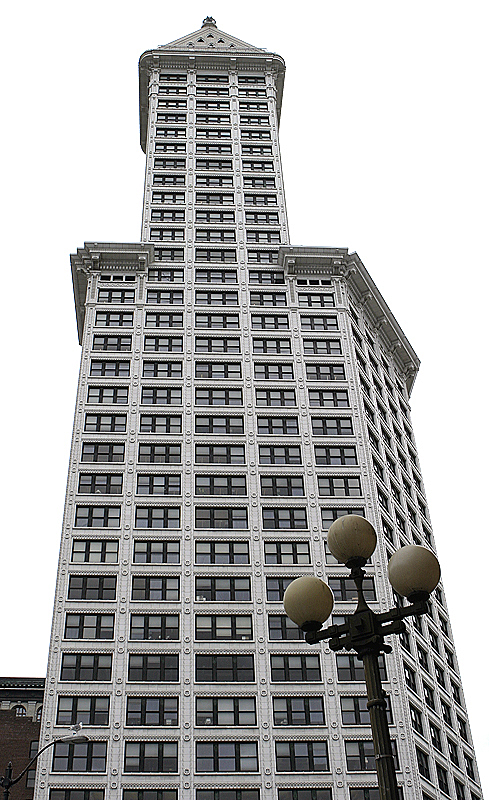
[[283, 576, 334, 631], [388, 544, 441, 601], [327, 514, 377, 566]]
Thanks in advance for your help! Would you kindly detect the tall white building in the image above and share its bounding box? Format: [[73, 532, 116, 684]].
[[35, 17, 482, 800]]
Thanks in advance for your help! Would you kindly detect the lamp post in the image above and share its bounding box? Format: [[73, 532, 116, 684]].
[[283, 514, 441, 800], [1, 724, 88, 800]]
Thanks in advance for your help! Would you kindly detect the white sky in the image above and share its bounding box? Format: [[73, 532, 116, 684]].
[[1, 0, 489, 794]]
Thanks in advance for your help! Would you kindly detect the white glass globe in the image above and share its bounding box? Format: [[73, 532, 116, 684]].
[[327, 514, 377, 565], [388, 545, 440, 600], [283, 576, 334, 631]]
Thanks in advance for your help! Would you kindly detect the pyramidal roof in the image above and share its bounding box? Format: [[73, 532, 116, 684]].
[[157, 16, 268, 54]]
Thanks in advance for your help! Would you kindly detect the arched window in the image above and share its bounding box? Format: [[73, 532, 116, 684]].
[[36, 706, 43, 721], [14, 705, 26, 717]]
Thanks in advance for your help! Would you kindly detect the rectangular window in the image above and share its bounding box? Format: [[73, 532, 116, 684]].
[[196, 577, 251, 601], [133, 541, 180, 564], [273, 697, 325, 725], [60, 653, 112, 682], [138, 444, 181, 463], [146, 290, 184, 304], [135, 507, 180, 528], [254, 363, 294, 380], [266, 577, 295, 601], [249, 270, 284, 284], [81, 442, 125, 462], [56, 697, 110, 726], [195, 268, 237, 281], [317, 476, 362, 497], [131, 577, 180, 601], [257, 417, 298, 435], [275, 741, 329, 772], [315, 446, 357, 465], [196, 741, 258, 773], [264, 541, 310, 564], [268, 615, 304, 640], [195, 230, 236, 243], [195, 337, 240, 353], [321, 507, 364, 530], [52, 742, 107, 772], [250, 291, 286, 304], [128, 654, 179, 682], [416, 748, 431, 780], [51, 792, 105, 800], [306, 364, 346, 381], [141, 388, 182, 405], [195, 444, 245, 464], [98, 290, 134, 303], [329, 577, 376, 601], [136, 475, 181, 495], [78, 474, 123, 494], [301, 316, 338, 331], [64, 614, 114, 640], [260, 476, 304, 496], [341, 695, 392, 725], [312, 417, 353, 435], [262, 508, 307, 528], [195, 193, 235, 205], [152, 190, 185, 202], [195, 416, 244, 434], [345, 740, 398, 771], [67, 575, 117, 601], [259, 446, 302, 465], [195, 507, 248, 528], [253, 338, 290, 353], [126, 697, 178, 726], [271, 654, 321, 682], [195, 314, 240, 328], [92, 335, 132, 351], [195, 388, 243, 406], [195, 475, 247, 495], [95, 312, 133, 327], [147, 268, 184, 281], [195, 541, 249, 564], [246, 213, 279, 225], [129, 614, 179, 641], [124, 741, 178, 773], [145, 313, 183, 328], [142, 361, 182, 378], [196, 697, 256, 726], [195, 615, 253, 640], [337, 654, 387, 681], [195, 362, 242, 379], [195, 211, 235, 223], [90, 360, 130, 377], [139, 415, 182, 434], [87, 386, 128, 404], [303, 339, 342, 355], [195, 290, 238, 303], [195, 654, 255, 683], [74, 506, 121, 528], [144, 336, 183, 352], [251, 314, 288, 329], [71, 540, 118, 564], [195, 248, 236, 261], [255, 389, 296, 406], [278, 792, 332, 800], [298, 293, 335, 308]]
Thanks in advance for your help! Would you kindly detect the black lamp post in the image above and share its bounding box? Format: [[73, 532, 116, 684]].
[[283, 514, 441, 800], [1, 724, 88, 800]]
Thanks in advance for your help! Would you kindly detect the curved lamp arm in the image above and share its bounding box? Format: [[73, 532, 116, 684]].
[[1, 725, 87, 790]]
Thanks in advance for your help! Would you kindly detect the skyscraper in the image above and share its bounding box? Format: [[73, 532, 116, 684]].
[[35, 17, 482, 800]]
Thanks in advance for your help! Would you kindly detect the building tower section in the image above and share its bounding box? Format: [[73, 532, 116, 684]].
[[35, 18, 482, 800]]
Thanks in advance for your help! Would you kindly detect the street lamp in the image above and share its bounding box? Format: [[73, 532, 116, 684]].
[[283, 514, 441, 800], [1, 724, 88, 800]]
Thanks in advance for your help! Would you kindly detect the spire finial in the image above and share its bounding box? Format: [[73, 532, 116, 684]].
[[201, 16, 217, 27]]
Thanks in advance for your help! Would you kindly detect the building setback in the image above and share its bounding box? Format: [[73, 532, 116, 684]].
[[33, 17, 482, 800]]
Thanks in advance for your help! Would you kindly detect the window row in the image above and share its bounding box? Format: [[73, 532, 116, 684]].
[[91, 336, 344, 356], [92, 313, 340, 330], [58, 651, 388, 686]]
